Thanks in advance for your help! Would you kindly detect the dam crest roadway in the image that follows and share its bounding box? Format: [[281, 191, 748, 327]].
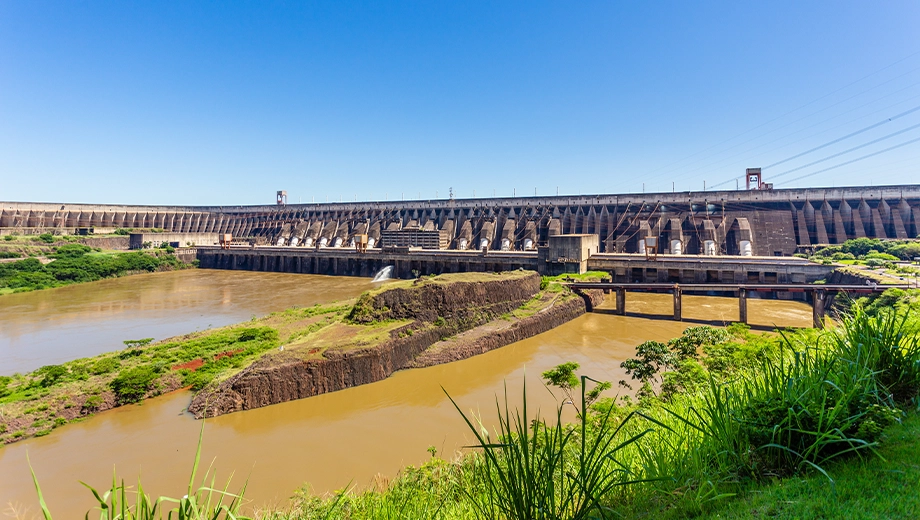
[[3, 183, 920, 258]]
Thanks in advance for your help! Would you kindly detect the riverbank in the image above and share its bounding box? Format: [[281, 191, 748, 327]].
[[0, 243, 190, 296], [0, 270, 601, 443], [259, 305, 920, 519]]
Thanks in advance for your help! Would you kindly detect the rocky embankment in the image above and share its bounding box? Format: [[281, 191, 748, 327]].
[[188, 274, 603, 418]]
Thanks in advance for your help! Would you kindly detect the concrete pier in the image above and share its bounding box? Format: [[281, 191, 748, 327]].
[[569, 282, 908, 328]]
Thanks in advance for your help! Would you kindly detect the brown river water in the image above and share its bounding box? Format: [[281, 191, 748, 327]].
[[0, 271, 812, 516]]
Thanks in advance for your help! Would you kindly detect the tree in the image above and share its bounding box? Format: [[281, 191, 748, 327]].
[[123, 338, 154, 349], [542, 362, 611, 414]]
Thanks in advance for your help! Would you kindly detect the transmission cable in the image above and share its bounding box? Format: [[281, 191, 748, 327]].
[[779, 136, 920, 186], [665, 69, 920, 185], [764, 104, 920, 169], [769, 121, 920, 180], [707, 104, 920, 190], [639, 51, 920, 179]]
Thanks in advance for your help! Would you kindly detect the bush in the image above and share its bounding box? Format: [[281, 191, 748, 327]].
[[3, 235, 13, 241], [37, 233, 55, 244], [110, 366, 160, 404], [35, 365, 67, 387], [889, 242, 920, 260], [52, 243, 92, 258], [865, 251, 899, 262], [0, 375, 11, 398], [0, 251, 21, 259], [83, 394, 103, 410], [113, 228, 131, 235], [90, 357, 120, 375], [841, 238, 884, 257]]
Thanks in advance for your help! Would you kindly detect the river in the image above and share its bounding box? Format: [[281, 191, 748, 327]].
[[0, 270, 374, 376], [0, 272, 812, 516]]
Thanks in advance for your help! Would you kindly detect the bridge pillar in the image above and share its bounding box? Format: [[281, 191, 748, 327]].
[[616, 288, 626, 315], [739, 288, 748, 324], [673, 285, 682, 321], [813, 289, 826, 329]]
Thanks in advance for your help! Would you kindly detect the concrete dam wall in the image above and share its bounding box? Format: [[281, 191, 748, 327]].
[[4, 184, 920, 256]]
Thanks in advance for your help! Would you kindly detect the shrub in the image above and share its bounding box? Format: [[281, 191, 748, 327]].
[[3, 235, 13, 241], [113, 228, 131, 235], [841, 238, 884, 257], [35, 365, 67, 387], [865, 251, 899, 262], [51, 243, 91, 258], [37, 233, 55, 243], [110, 366, 160, 404], [832, 252, 856, 261], [90, 357, 120, 375], [889, 241, 920, 260], [0, 375, 11, 398], [83, 395, 103, 410]]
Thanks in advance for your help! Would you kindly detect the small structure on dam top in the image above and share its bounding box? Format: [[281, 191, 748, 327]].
[[538, 234, 599, 275]]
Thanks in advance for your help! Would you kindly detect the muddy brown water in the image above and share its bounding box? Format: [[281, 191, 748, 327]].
[[0, 275, 812, 516], [0, 270, 375, 376]]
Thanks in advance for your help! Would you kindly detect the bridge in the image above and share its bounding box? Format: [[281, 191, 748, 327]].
[[566, 282, 912, 329]]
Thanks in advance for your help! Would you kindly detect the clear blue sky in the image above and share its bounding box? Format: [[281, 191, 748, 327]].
[[2, 1, 919, 205]]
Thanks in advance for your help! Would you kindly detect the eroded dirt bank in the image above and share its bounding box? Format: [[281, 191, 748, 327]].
[[189, 275, 603, 418]]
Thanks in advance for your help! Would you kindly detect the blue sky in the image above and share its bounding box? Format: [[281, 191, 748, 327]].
[[1, 1, 919, 205]]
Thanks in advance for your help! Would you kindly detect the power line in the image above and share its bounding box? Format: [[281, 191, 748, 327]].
[[639, 51, 920, 178], [764, 104, 920, 169], [769, 121, 920, 180], [707, 101, 920, 190], [664, 69, 920, 185], [778, 136, 920, 186]]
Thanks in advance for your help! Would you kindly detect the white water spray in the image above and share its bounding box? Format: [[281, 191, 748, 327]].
[[372, 265, 395, 282]]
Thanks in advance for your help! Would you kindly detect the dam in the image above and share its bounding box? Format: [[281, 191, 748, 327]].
[[4, 183, 920, 257]]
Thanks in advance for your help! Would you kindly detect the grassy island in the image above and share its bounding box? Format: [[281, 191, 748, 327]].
[[1, 270, 599, 443]]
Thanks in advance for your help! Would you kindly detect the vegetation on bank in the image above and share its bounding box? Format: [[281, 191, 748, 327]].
[[0, 324, 280, 443], [17, 268, 920, 517], [30, 304, 917, 519], [0, 244, 187, 295], [1, 271, 570, 444], [801, 238, 920, 283], [259, 305, 920, 519]]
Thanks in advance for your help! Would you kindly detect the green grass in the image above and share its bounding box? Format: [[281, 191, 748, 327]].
[[697, 413, 920, 519]]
